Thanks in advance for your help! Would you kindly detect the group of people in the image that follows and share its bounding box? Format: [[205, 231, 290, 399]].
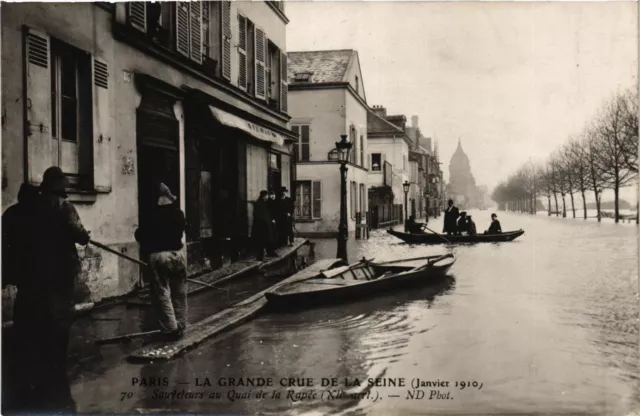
[[2, 166, 189, 412], [443, 199, 503, 236], [251, 187, 294, 261]]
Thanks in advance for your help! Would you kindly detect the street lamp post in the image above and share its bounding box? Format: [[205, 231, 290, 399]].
[[403, 181, 410, 230], [336, 134, 352, 263]]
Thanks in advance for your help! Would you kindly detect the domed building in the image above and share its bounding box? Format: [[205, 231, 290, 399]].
[[446, 140, 481, 208]]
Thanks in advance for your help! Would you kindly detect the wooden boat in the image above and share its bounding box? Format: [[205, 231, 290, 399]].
[[387, 228, 525, 245], [264, 254, 455, 309]]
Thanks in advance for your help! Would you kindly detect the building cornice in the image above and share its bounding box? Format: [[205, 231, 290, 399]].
[[265, 2, 290, 24], [288, 82, 369, 109]]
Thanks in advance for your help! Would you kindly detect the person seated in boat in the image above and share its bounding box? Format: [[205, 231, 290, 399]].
[[484, 213, 502, 234], [406, 216, 426, 234], [456, 212, 468, 235], [466, 215, 477, 236]]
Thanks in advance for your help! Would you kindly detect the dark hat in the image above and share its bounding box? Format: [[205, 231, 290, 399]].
[[491, 213, 498, 217], [460, 211, 467, 216], [260, 190, 269, 197], [268, 189, 276, 194], [280, 187, 288, 193], [40, 166, 69, 197], [448, 199, 454, 204]]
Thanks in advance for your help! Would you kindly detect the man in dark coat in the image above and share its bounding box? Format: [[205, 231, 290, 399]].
[[277, 187, 294, 246], [457, 211, 468, 235], [443, 199, 460, 235], [11, 166, 90, 413], [267, 190, 279, 251], [252, 190, 276, 260], [135, 182, 187, 341], [485, 213, 503, 234], [2, 183, 40, 287]]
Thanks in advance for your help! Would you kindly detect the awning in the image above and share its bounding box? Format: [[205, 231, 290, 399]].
[[209, 106, 285, 147]]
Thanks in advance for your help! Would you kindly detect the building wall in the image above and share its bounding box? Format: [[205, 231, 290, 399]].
[[1, 2, 291, 307], [367, 137, 410, 204], [289, 88, 345, 161]]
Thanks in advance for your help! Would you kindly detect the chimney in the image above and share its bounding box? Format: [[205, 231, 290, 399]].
[[411, 115, 419, 128], [372, 105, 387, 118]]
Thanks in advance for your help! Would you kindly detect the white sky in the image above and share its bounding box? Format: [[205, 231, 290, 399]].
[[285, 1, 638, 201]]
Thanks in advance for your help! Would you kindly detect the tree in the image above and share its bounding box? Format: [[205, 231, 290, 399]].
[[585, 128, 606, 221], [566, 136, 590, 219], [592, 94, 637, 223]]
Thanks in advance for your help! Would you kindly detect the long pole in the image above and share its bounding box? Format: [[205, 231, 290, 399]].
[[337, 162, 349, 262], [404, 191, 408, 222]]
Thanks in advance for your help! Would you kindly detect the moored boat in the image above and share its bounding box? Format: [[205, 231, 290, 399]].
[[264, 254, 455, 310], [387, 228, 524, 245]]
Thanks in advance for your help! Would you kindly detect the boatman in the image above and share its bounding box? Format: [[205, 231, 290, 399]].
[[466, 215, 477, 236], [443, 199, 460, 235], [457, 211, 468, 235], [485, 213, 502, 234], [406, 216, 426, 234]]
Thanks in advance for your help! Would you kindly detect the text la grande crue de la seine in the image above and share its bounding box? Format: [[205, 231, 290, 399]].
[[131, 376, 478, 390]]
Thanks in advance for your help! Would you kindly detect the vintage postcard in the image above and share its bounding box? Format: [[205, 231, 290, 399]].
[[1, 0, 638, 415]]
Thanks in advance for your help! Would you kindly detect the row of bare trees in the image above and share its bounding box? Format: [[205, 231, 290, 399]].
[[492, 86, 638, 223]]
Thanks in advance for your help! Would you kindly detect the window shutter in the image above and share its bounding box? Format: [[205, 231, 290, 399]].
[[280, 52, 288, 113], [300, 125, 310, 161], [92, 57, 112, 192], [189, 1, 203, 64], [237, 14, 247, 90], [24, 28, 52, 186], [221, 1, 231, 80], [176, 2, 190, 57], [128, 2, 147, 32], [254, 27, 266, 100], [312, 181, 322, 219]]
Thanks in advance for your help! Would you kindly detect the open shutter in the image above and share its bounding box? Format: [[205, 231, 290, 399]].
[[254, 27, 266, 100], [237, 14, 247, 90], [128, 2, 147, 32], [221, 1, 231, 80], [312, 181, 322, 219], [24, 28, 52, 186], [176, 2, 190, 58], [92, 57, 112, 192], [280, 51, 288, 113], [189, 1, 203, 64]]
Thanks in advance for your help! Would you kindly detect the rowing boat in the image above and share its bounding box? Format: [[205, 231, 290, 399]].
[[387, 228, 525, 244], [264, 254, 455, 310]]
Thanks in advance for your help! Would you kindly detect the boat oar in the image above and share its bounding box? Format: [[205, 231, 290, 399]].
[[421, 225, 452, 245], [90, 239, 148, 267], [90, 240, 226, 292]]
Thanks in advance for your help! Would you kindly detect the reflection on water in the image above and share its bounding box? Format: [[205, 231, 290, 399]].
[[70, 211, 638, 415]]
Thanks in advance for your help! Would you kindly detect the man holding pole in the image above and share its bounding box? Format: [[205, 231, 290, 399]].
[[134, 182, 187, 341]]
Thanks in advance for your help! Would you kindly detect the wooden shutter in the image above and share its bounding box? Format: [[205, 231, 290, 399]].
[[221, 1, 231, 80], [254, 27, 266, 100], [312, 181, 322, 219], [237, 14, 247, 90], [300, 125, 310, 161], [280, 51, 288, 112], [24, 28, 52, 186], [189, 1, 203, 64], [128, 2, 147, 32], [92, 57, 112, 192], [176, 2, 190, 58]]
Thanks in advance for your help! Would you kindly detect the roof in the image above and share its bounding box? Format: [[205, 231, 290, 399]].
[[367, 110, 404, 135], [287, 50, 355, 84]]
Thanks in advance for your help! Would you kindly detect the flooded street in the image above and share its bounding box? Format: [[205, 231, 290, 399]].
[[71, 211, 639, 415]]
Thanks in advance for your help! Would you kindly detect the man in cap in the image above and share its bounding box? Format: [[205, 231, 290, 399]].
[[277, 187, 294, 247], [11, 166, 90, 412], [135, 182, 187, 341]]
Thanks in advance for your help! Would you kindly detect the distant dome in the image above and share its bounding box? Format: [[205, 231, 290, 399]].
[[450, 139, 470, 169]]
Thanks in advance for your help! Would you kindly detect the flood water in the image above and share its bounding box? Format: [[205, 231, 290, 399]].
[[70, 211, 639, 415]]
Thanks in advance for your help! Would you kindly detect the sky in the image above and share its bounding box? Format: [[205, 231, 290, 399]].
[[285, 1, 638, 201]]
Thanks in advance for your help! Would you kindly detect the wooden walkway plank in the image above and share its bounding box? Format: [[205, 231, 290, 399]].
[[127, 258, 343, 362]]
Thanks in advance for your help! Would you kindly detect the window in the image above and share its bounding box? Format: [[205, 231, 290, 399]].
[[349, 125, 357, 164], [291, 125, 310, 161], [295, 180, 321, 219], [371, 153, 382, 171], [360, 183, 366, 214], [50, 39, 93, 188], [359, 134, 364, 167], [350, 181, 357, 219], [267, 40, 281, 107], [294, 72, 312, 82]]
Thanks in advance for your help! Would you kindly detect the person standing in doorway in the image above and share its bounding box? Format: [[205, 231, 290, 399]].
[[252, 190, 276, 260], [10, 167, 90, 413], [278, 187, 294, 247], [443, 199, 460, 235], [267, 190, 279, 249], [135, 182, 187, 341]]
